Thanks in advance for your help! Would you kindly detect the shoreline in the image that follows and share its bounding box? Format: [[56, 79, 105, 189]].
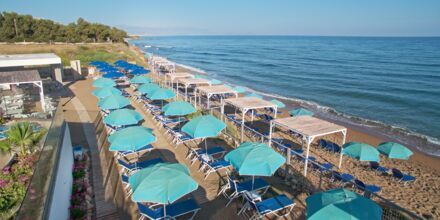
[[129, 45, 440, 175], [129, 39, 440, 159]]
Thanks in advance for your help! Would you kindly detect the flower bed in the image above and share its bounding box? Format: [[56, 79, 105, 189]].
[[69, 153, 93, 220], [0, 155, 35, 219]]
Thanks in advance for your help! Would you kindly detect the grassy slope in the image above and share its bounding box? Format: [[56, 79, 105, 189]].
[[0, 43, 146, 66]]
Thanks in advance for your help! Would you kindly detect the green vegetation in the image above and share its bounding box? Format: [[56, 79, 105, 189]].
[[0, 122, 46, 156], [0, 122, 46, 218], [0, 155, 34, 219], [0, 43, 147, 66], [0, 12, 127, 43]]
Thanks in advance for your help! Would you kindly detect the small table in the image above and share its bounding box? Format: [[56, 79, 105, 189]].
[[244, 191, 262, 202], [200, 154, 213, 163]]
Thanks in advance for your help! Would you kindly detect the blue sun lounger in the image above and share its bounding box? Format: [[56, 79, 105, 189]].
[[354, 179, 381, 194], [392, 168, 416, 183], [187, 146, 227, 164], [120, 174, 134, 197], [331, 171, 354, 186], [137, 199, 200, 220], [117, 158, 163, 174], [240, 195, 295, 219], [370, 162, 389, 175], [219, 176, 270, 206], [116, 145, 154, 159], [199, 158, 231, 180]]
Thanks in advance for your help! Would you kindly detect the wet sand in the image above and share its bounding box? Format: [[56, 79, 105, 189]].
[[133, 46, 440, 218]]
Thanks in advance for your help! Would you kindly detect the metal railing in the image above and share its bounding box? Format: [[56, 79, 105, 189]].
[[15, 102, 66, 220]]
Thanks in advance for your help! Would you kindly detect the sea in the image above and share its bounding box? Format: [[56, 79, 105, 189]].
[[130, 36, 440, 157]]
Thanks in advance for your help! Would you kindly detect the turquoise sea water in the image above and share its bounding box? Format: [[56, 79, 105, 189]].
[[131, 36, 440, 156]]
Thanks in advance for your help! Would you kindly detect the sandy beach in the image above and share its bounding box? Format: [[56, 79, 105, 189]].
[[137, 46, 440, 218], [61, 44, 438, 219]]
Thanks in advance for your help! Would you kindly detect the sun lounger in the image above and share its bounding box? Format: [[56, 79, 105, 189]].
[[319, 163, 333, 172], [392, 168, 416, 183], [155, 115, 184, 127], [291, 148, 304, 155], [331, 171, 354, 185], [168, 129, 195, 145], [354, 179, 381, 194], [120, 174, 134, 197], [370, 162, 389, 175], [240, 194, 295, 220], [318, 139, 327, 148], [0, 125, 8, 132], [219, 176, 270, 206], [137, 198, 200, 220], [199, 159, 231, 180], [187, 146, 227, 164], [116, 145, 154, 159], [117, 158, 163, 174]]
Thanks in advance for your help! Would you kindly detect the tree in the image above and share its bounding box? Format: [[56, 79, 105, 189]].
[[2, 123, 46, 156], [0, 11, 127, 43]]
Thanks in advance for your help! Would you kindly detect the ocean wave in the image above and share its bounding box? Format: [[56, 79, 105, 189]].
[[175, 63, 207, 74], [135, 44, 440, 158]]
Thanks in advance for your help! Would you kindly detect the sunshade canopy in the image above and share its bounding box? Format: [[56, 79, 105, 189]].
[[162, 101, 196, 116], [181, 115, 226, 138], [108, 126, 156, 151], [225, 142, 285, 176], [129, 163, 198, 203], [378, 142, 413, 160], [98, 95, 130, 110], [342, 142, 380, 162], [306, 188, 382, 220], [103, 109, 143, 127]]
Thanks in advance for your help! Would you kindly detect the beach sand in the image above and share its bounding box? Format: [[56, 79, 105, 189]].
[[131, 46, 440, 218]]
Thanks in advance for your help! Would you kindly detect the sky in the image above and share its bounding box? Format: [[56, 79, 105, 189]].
[[1, 0, 439, 36]]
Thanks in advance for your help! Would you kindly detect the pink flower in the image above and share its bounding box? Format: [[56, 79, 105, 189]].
[[0, 179, 9, 188], [2, 166, 10, 175], [19, 175, 29, 182]]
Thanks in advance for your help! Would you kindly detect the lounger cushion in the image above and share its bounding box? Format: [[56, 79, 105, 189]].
[[121, 174, 129, 183], [401, 175, 416, 182], [159, 199, 200, 217], [365, 185, 381, 193], [118, 158, 163, 170], [195, 146, 225, 156], [256, 195, 293, 214], [237, 178, 269, 193], [208, 160, 230, 168], [118, 144, 153, 155]]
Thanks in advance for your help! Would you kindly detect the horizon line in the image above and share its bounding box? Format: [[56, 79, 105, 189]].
[[128, 34, 440, 38]]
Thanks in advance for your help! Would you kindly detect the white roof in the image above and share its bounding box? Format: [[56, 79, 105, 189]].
[[272, 116, 347, 138], [197, 85, 238, 96], [177, 78, 211, 86], [167, 72, 194, 81], [0, 53, 61, 68], [225, 97, 277, 110]]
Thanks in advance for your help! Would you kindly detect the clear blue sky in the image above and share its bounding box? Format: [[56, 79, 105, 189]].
[[1, 0, 439, 36]]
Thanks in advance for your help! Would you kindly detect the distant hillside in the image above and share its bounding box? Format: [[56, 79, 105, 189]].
[[0, 12, 127, 43]]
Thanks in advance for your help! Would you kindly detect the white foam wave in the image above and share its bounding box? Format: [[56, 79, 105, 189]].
[[175, 63, 207, 74], [135, 44, 440, 157]]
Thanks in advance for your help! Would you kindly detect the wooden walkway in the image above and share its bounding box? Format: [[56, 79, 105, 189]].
[[69, 95, 120, 220]]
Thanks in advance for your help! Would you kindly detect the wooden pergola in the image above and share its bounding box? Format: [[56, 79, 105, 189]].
[[165, 72, 194, 88], [269, 116, 347, 176], [0, 70, 46, 112], [222, 97, 277, 142], [196, 85, 238, 108], [176, 78, 211, 101]]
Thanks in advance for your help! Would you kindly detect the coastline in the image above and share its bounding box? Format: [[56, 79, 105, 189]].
[[129, 44, 440, 174]]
